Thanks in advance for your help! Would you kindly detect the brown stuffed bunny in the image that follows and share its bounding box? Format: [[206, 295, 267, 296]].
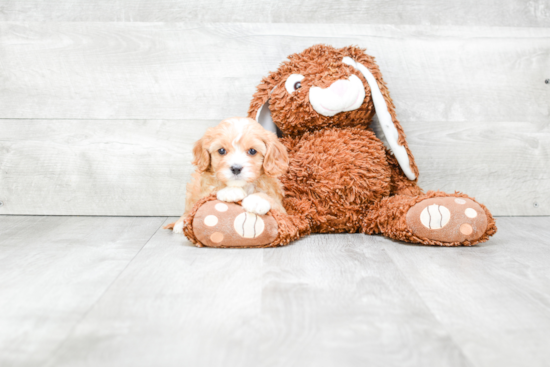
[[171, 44, 497, 248]]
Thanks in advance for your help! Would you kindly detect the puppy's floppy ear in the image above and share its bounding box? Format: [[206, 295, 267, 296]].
[[262, 132, 289, 177], [248, 78, 281, 137], [192, 137, 210, 172], [341, 46, 419, 180]]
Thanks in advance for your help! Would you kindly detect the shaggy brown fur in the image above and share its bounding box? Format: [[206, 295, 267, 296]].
[[181, 44, 496, 247], [248, 45, 420, 178]]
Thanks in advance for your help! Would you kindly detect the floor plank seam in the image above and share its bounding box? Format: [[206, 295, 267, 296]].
[[41, 217, 168, 366], [381, 242, 478, 367]]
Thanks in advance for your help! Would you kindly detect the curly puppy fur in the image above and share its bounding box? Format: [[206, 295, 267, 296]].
[[166, 117, 289, 233]]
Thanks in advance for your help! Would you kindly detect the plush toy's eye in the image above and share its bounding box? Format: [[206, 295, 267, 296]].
[[285, 74, 305, 94], [248, 148, 257, 155], [218, 148, 226, 155]]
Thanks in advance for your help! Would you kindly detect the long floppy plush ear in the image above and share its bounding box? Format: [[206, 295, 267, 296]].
[[248, 81, 281, 137], [342, 49, 419, 180], [262, 132, 289, 177], [192, 137, 210, 172]]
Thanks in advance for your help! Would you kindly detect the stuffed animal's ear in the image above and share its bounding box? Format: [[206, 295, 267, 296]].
[[248, 83, 281, 137], [192, 137, 210, 172], [342, 53, 419, 180], [256, 99, 281, 137], [262, 132, 289, 177]]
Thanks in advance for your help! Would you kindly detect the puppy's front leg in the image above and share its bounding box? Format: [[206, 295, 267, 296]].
[[217, 186, 247, 203], [242, 193, 272, 215]]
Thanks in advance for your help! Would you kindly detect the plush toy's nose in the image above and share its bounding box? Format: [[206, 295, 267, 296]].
[[309, 74, 365, 117], [329, 79, 349, 97]]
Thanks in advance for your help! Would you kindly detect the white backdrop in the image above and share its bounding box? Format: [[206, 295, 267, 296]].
[[0, 2, 549, 216]]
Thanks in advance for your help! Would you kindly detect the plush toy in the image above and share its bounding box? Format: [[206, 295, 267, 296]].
[[174, 44, 497, 248]]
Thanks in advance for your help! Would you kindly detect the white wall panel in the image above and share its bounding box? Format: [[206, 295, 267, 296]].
[[0, 118, 547, 216], [0, 23, 548, 215], [0, 23, 548, 122], [1, 0, 549, 27]]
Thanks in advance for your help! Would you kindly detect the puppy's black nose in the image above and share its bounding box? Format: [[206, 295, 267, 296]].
[[230, 165, 243, 175]]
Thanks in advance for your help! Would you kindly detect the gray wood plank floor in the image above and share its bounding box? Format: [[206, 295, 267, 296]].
[[1, 216, 549, 367]]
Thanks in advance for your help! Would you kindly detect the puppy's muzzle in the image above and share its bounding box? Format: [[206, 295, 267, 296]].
[[230, 165, 243, 175]]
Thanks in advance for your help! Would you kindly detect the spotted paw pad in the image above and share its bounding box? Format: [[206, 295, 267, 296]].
[[192, 200, 278, 248], [406, 197, 488, 243]]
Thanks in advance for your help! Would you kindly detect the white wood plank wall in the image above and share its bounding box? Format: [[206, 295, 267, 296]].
[[1, 0, 549, 26], [0, 3, 549, 216]]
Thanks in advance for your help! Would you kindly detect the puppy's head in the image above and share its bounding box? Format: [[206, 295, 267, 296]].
[[193, 117, 289, 186]]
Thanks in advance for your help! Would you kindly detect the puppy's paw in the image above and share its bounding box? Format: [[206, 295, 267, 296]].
[[172, 221, 184, 234], [217, 187, 246, 202], [242, 195, 271, 215]]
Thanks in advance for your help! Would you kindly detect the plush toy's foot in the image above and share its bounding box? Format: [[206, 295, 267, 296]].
[[406, 197, 488, 243], [168, 195, 302, 248], [364, 191, 497, 246], [192, 200, 278, 248]]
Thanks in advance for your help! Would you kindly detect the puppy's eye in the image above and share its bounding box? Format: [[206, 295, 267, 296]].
[[285, 74, 305, 94], [218, 148, 226, 155], [248, 148, 257, 155]]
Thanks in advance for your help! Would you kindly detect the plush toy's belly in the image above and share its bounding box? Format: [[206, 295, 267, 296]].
[[280, 127, 392, 233]]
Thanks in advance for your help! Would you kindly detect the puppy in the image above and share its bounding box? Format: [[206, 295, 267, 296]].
[[171, 117, 289, 234]]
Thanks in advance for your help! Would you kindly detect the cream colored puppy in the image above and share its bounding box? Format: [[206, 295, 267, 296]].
[[171, 117, 289, 234]]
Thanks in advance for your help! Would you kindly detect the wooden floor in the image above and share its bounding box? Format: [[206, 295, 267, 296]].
[[1, 216, 549, 367]]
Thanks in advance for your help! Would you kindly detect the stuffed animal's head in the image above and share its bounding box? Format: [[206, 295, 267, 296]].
[[248, 44, 418, 180]]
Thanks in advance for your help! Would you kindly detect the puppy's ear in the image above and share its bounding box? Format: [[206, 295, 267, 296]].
[[340, 46, 419, 181], [192, 137, 210, 172], [262, 133, 289, 177], [248, 78, 281, 137]]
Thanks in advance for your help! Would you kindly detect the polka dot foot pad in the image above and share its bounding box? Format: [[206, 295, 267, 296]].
[[192, 200, 278, 248], [406, 197, 488, 243]]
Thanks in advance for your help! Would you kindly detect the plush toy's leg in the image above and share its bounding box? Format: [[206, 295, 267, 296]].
[[362, 191, 497, 246], [165, 195, 303, 248]]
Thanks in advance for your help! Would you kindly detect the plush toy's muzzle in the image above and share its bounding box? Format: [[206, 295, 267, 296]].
[[309, 74, 365, 117]]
